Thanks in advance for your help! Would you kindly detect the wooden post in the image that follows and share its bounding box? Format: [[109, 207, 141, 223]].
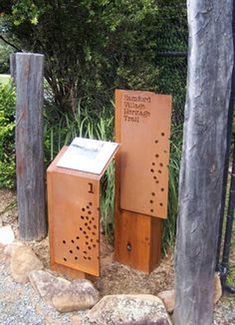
[[10, 53, 16, 84], [15, 53, 47, 241], [174, 1, 233, 324]]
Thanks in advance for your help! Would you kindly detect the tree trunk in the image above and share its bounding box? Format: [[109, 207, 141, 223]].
[[15, 53, 47, 241], [174, 1, 233, 325]]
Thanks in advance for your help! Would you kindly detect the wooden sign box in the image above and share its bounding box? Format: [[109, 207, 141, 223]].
[[47, 143, 119, 278], [115, 89, 172, 273]]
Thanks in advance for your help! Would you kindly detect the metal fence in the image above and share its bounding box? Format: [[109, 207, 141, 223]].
[[155, 3, 188, 125]]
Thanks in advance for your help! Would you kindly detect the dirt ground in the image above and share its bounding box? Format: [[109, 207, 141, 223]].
[[0, 188, 235, 324]]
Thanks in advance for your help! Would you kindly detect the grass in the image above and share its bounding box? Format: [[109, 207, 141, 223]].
[[0, 74, 11, 85]]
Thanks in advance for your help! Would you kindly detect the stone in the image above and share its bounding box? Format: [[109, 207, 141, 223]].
[[87, 294, 172, 325], [29, 270, 70, 303], [0, 225, 15, 246], [10, 245, 43, 283], [29, 270, 99, 312], [52, 279, 99, 312], [213, 272, 222, 304], [158, 290, 175, 313], [70, 315, 81, 325], [4, 241, 24, 256]]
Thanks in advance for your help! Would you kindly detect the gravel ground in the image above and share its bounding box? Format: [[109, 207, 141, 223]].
[[0, 189, 235, 324], [0, 247, 80, 325]]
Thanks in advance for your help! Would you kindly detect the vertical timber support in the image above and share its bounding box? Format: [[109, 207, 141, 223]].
[[174, 1, 233, 324], [15, 53, 47, 241]]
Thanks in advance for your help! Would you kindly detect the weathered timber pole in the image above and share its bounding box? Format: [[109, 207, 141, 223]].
[[10, 53, 16, 84], [174, 1, 233, 325], [15, 53, 47, 240]]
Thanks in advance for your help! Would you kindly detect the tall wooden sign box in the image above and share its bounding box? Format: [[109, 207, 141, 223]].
[[47, 138, 119, 278], [115, 90, 172, 273]]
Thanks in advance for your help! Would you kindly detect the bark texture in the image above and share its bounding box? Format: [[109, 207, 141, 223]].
[[174, 1, 233, 325], [15, 53, 47, 240]]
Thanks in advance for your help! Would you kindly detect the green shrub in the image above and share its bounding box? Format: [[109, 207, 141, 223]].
[[0, 80, 16, 188]]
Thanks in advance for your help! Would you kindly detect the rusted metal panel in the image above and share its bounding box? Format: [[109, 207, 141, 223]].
[[47, 147, 100, 277], [115, 89, 172, 219]]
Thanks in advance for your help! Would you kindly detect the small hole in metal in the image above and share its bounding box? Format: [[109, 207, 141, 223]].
[[161, 132, 165, 136], [155, 140, 158, 144], [150, 200, 153, 204], [63, 240, 66, 244], [71, 240, 74, 243], [69, 250, 73, 254], [160, 163, 163, 167], [158, 170, 162, 174], [76, 236, 79, 240], [88, 211, 92, 215], [88, 257, 91, 260], [64, 258, 67, 261], [155, 154, 159, 158], [127, 242, 132, 252], [152, 192, 155, 196], [88, 246, 91, 250], [151, 209, 154, 213], [82, 208, 85, 212], [150, 169, 154, 173], [161, 188, 164, 192], [89, 202, 92, 206], [75, 256, 78, 260], [160, 203, 163, 207], [76, 246, 80, 250]]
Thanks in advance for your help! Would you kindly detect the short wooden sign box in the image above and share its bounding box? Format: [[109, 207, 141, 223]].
[[115, 89, 172, 273], [47, 141, 119, 279]]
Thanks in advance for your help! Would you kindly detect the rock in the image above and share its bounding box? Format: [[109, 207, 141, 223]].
[[29, 270, 99, 312], [52, 279, 99, 312], [70, 315, 81, 325], [0, 225, 15, 246], [29, 270, 70, 303], [87, 294, 172, 325], [10, 245, 43, 283], [213, 272, 222, 304], [158, 290, 175, 313], [4, 241, 24, 256]]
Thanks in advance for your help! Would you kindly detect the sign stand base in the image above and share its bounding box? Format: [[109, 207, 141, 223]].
[[115, 210, 162, 273]]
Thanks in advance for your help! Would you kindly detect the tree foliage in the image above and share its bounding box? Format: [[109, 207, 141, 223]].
[[1, 1, 187, 116]]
